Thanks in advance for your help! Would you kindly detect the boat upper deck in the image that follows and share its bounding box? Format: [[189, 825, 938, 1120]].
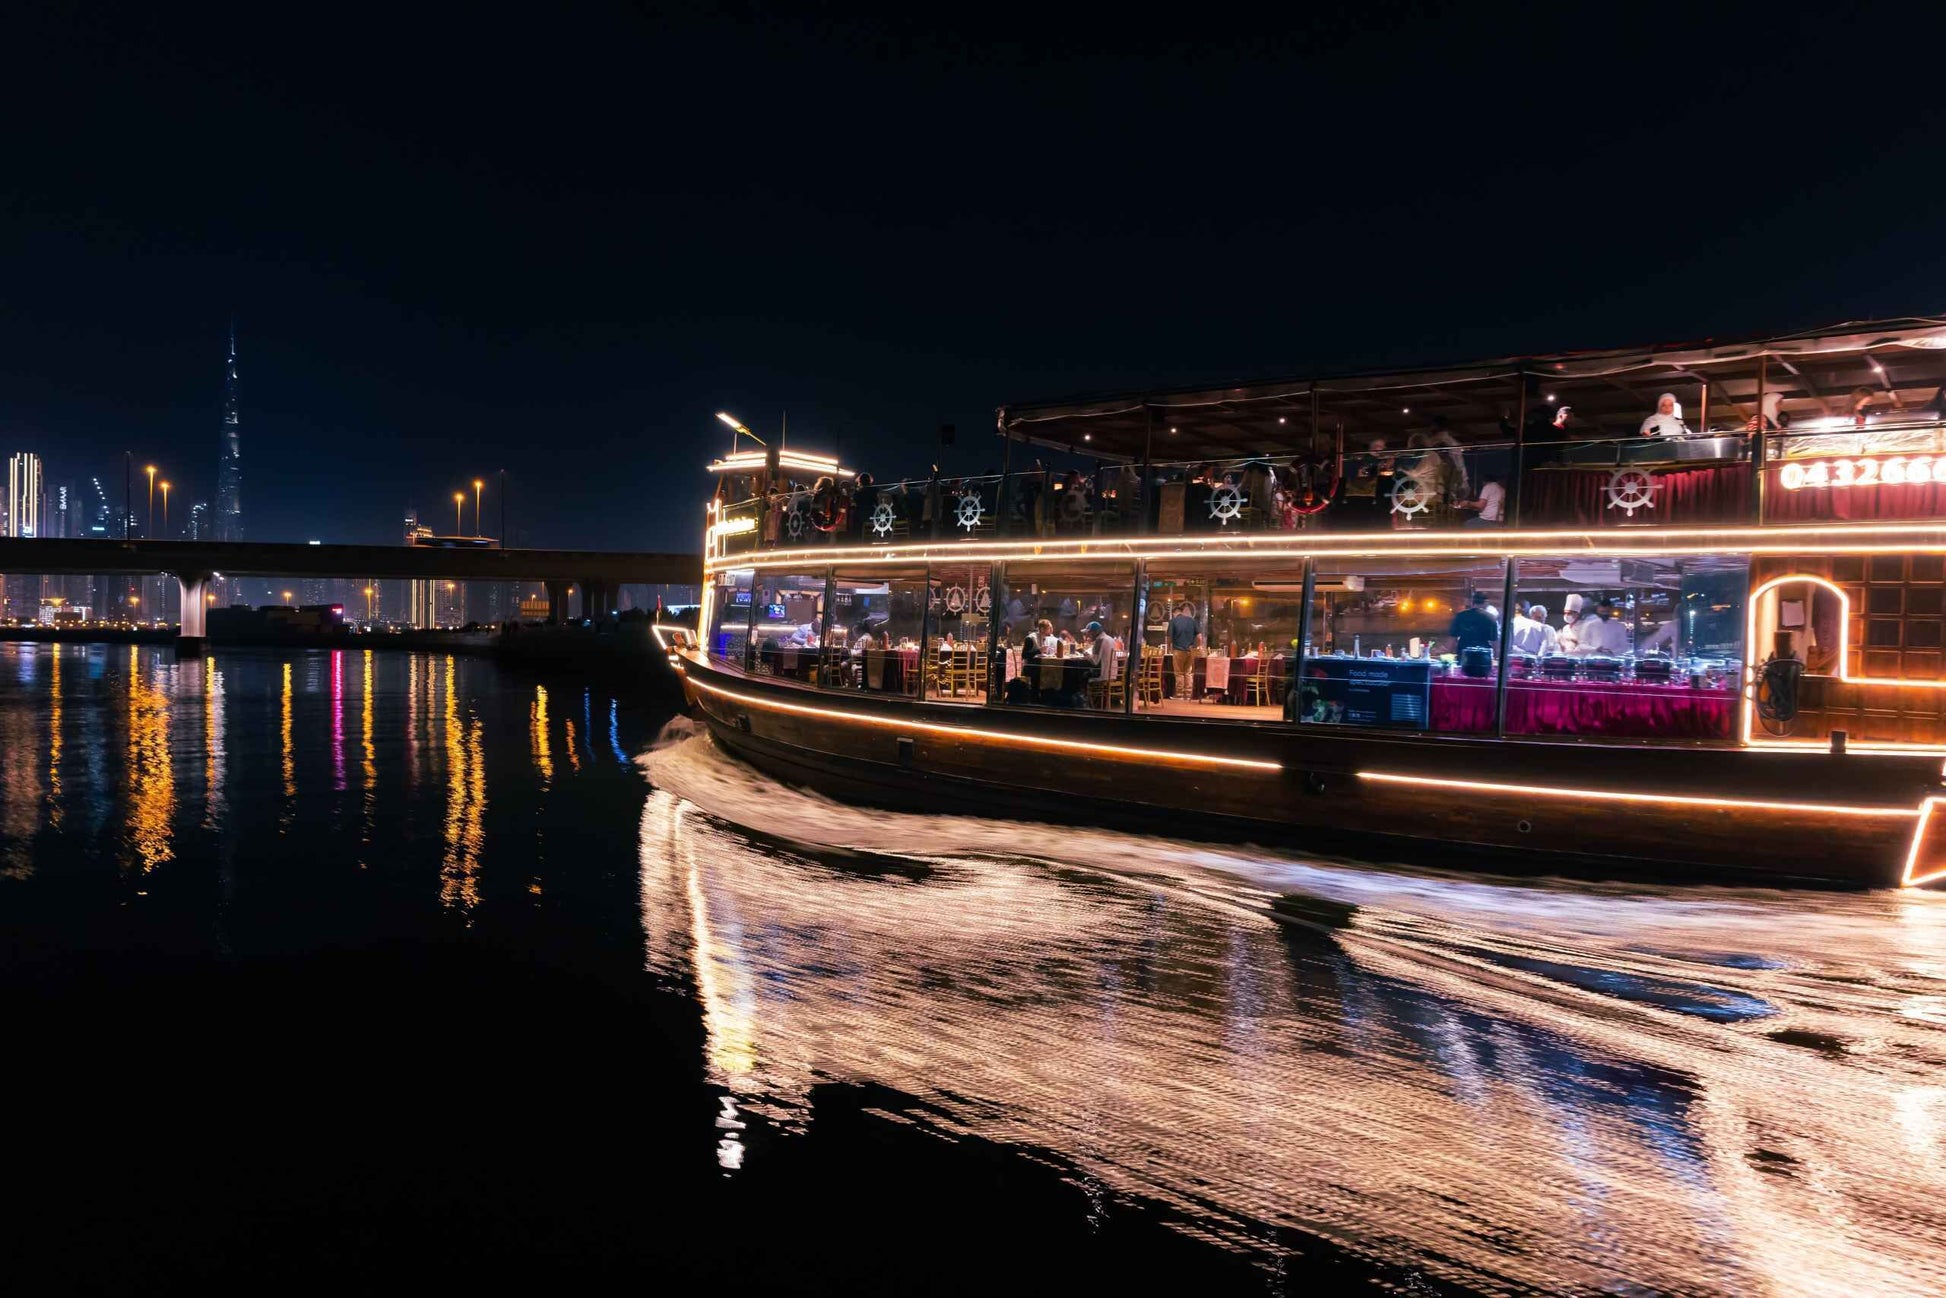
[[709, 316, 1946, 567]]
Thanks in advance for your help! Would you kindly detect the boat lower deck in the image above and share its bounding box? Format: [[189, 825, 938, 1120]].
[[679, 652, 1944, 889]]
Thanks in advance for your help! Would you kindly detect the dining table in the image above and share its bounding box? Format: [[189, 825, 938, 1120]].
[[1162, 654, 1289, 704], [756, 641, 822, 683]]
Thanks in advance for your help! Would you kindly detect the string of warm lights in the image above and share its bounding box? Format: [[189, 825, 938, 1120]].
[[688, 677, 1283, 772], [705, 520, 1946, 573]]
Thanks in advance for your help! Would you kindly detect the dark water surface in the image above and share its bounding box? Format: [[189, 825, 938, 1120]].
[[7, 643, 1946, 1293]]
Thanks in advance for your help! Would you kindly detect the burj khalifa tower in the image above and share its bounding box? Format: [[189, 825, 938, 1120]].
[[214, 325, 243, 543]]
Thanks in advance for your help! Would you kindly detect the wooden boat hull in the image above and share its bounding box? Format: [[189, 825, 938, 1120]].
[[679, 654, 1939, 888]]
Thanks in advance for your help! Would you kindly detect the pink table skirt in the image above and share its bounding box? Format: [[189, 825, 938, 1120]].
[[1429, 676, 1736, 739]]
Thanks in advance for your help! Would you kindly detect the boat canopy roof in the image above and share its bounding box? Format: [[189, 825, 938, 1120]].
[[998, 316, 1946, 462]]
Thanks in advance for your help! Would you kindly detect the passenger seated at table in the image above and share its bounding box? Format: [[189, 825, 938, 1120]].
[[1640, 393, 1692, 438], [1457, 474, 1506, 528], [1034, 618, 1059, 655], [1446, 590, 1500, 656], [1572, 599, 1631, 656], [1083, 621, 1121, 681]]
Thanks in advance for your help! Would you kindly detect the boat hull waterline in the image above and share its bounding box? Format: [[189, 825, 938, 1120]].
[[678, 654, 1941, 889]]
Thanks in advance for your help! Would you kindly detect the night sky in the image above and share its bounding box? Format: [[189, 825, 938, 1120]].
[[7, 3, 1946, 552]]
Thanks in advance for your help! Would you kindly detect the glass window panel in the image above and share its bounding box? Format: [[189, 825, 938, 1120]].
[[994, 563, 1134, 711], [1137, 561, 1303, 717], [1505, 553, 1746, 740], [706, 567, 755, 668], [1298, 556, 1505, 734], [748, 570, 828, 684], [830, 565, 926, 695], [925, 563, 994, 704]]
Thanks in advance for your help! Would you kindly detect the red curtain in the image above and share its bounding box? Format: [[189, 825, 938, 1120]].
[[1762, 474, 1946, 522], [1523, 466, 1750, 527]]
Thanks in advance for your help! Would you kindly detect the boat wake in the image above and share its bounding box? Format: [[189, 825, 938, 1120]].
[[639, 729, 1946, 1294]]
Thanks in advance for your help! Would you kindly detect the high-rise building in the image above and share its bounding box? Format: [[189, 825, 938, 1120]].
[[6, 452, 43, 537], [215, 325, 243, 543], [186, 501, 211, 540]]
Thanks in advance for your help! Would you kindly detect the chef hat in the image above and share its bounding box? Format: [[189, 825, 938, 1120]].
[[1658, 393, 1683, 419], [1563, 593, 1585, 615]]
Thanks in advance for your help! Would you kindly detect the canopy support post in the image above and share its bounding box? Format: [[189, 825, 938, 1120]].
[[1751, 355, 1768, 524], [1509, 371, 1528, 529], [1139, 405, 1155, 535], [997, 408, 1016, 536]]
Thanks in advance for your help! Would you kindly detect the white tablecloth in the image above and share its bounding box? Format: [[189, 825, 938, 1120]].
[[1204, 655, 1231, 691]]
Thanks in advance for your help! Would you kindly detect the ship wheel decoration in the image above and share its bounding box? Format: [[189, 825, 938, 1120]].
[[868, 499, 897, 538], [974, 586, 991, 614], [1605, 467, 1659, 518], [1388, 476, 1430, 517], [1208, 483, 1245, 524], [943, 585, 968, 614], [954, 493, 985, 531], [784, 498, 810, 541]]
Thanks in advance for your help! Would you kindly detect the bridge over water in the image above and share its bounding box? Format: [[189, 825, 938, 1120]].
[[0, 538, 701, 649]]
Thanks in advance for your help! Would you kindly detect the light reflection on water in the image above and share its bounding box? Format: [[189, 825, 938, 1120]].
[[640, 728, 1946, 1295], [8, 640, 1946, 1292]]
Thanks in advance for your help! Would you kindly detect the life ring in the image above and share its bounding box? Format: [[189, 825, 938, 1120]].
[[1285, 460, 1340, 516], [810, 482, 846, 533]]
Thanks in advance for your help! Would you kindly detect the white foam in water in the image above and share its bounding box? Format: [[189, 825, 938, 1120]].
[[641, 728, 1946, 1071], [638, 730, 1946, 1295]]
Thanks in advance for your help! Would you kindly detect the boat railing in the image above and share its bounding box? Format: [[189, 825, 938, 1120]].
[[1759, 419, 1946, 524], [714, 419, 1946, 549]]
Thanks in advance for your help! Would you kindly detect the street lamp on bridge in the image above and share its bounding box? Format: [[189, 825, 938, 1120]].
[[145, 465, 157, 536], [473, 479, 484, 537], [159, 481, 170, 537], [454, 492, 464, 537]]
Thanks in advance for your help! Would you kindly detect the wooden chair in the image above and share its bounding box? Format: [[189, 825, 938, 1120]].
[[1136, 645, 1165, 705], [1242, 656, 1273, 706]]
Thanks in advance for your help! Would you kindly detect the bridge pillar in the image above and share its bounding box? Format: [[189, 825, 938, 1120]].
[[582, 579, 615, 619], [545, 580, 570, 625], [175, 573, 210, 657]]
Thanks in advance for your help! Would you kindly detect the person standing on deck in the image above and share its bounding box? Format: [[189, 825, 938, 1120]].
[[1167, 601, 1202, 700]]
